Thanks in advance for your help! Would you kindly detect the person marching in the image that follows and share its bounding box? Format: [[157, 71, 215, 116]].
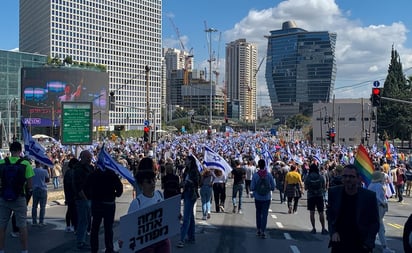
[[304, 163, 328, 234], [284, 164, 304, 214], [251, 159, 275, 239]]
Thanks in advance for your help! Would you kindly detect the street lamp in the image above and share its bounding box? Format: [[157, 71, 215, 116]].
[[7, 98, 17, 143], [145, 65, 151, 144], [205, 27, 217, 125]]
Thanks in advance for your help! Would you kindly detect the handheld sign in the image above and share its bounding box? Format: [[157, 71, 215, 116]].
[[119, 195, 181, 252]]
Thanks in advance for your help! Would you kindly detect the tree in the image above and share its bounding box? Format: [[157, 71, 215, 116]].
[[286, 114, 310, 130], [378, 46, 412, 143]]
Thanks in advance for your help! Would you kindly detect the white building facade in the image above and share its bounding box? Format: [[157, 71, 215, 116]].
[[19, 0, 162, 131], [312, 99, 377, 147]]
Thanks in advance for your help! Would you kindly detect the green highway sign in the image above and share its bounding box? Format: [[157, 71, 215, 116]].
[[61, 102, 93, 145]]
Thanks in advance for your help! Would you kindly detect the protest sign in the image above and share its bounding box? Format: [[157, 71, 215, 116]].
[[119, 195, 181, 252]]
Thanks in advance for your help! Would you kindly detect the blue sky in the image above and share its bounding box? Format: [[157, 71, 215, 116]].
[[1, 0, 412, 105]]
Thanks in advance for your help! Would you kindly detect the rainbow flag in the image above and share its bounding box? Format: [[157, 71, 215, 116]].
[[384, 140, 391, 159], [354, 144, 374, 186]]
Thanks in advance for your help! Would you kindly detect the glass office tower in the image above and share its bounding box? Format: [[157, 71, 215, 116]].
[[265, 21, 336, 117]]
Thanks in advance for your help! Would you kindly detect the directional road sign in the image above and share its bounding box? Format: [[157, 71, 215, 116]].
[[61, 102, 93, 145]]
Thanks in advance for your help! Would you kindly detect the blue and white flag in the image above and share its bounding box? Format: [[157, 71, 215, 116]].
[[203, 146, 232, 176], [192, 154, 204, 173], [97, 143, 135, 185], [21, 119, 54, 167], [313, 149, 322, 164]]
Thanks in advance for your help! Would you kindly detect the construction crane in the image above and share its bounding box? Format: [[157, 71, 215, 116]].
[[168, 17, 193, 85], [252, 56, 266, 130], [254, 56, 266, 78]]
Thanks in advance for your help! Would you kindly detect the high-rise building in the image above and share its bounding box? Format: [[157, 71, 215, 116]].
[[19, 0, 162, 131], [225, 39, 257, 122], [0, 50, 47, 144], [163, 48, 193, 106], [265, 21, 337, 118]]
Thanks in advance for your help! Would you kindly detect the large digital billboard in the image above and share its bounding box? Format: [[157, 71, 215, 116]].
[[21, 67, 109, 128]]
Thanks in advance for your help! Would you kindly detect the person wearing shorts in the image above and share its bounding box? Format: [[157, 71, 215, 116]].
[[0, 142, 35, 253], [304, 162, 328, 235]]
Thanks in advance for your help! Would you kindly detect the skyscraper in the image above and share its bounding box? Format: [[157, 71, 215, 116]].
[[225, 39, 257, 122], [19, 0, 162, 131], [265, 21, 337, 118]]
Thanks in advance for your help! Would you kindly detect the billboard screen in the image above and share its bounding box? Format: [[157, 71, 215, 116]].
[[21, 67, 109, 128]]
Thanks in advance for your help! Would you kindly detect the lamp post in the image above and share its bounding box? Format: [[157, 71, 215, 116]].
[[205, 27, 217, 125], [13, 98, 17, 142], [7, 98, 17, 143], [145, 65, 151, 143]]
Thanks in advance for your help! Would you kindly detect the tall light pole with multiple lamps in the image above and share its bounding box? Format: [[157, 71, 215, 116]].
[[205, 27, 217, 125]]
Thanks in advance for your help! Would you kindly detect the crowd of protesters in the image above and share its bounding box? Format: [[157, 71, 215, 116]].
[[2, 130, 412, 252]]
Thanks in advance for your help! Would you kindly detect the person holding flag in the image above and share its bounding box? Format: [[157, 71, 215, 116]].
[[85, 158, 123, 253]]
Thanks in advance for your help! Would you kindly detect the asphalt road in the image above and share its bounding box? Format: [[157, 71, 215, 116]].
[[3, 180, 409, 253]]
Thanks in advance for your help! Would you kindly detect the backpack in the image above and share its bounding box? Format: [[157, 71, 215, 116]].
[[256, 175, 270, 195], [0, 157, 26, 201], [405, 170, 412, 181], [307, 173, 323, 195]]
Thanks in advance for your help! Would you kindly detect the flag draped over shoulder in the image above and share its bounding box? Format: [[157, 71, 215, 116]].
[[21, 119, 54, 168], [97, 143, 135, 185], [354, 144, 374, 186], [203, 146, 232, 176]]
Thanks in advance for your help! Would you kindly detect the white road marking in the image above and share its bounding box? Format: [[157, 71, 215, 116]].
[[290, 245, 300, 253], [284, 232, 292, 240], [271, 214, 277, 219], [276, 222, 284, 228]]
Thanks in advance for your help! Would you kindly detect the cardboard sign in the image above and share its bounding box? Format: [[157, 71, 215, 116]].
[[119, 195, 181, 252]]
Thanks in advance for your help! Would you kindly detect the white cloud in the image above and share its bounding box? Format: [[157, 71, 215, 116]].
[[222, 0, 412, 105]]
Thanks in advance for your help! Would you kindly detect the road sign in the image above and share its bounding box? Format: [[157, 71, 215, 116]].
[[373, 80, 380, 87], [61, 102, 93, 145], [144, 120, 150, 126]]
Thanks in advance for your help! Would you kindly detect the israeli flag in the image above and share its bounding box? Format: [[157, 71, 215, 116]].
[[203, 146, 232, 176], [97, 143, 135, 185], [21, 119, 54, 167]]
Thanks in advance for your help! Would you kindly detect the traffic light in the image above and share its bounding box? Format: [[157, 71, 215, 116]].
[[326, 130, 330, 140], [143, 126, 150, 142], [330, 131, 335, 143], [109, 91, 115, 111], [371, 88, 382, 107]]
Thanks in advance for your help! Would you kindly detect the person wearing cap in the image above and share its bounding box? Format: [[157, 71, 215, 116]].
[[368, 171, 394, 253]]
